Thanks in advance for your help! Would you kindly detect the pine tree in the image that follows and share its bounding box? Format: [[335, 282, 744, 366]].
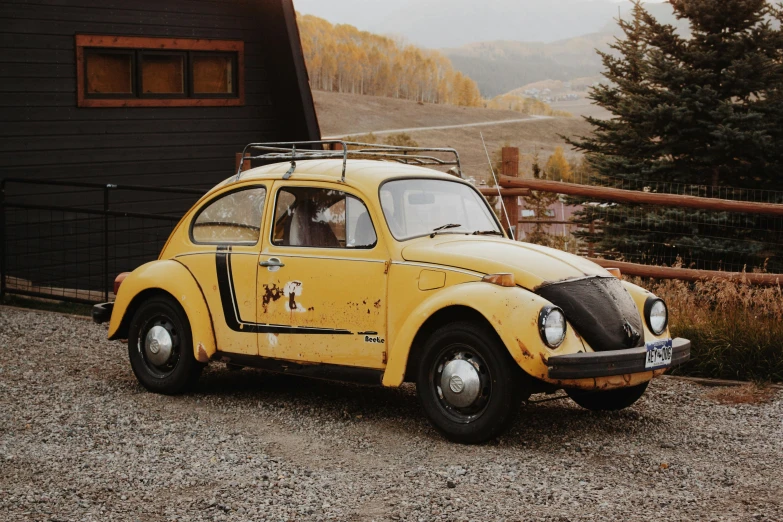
[[567, 0, 783, 271]]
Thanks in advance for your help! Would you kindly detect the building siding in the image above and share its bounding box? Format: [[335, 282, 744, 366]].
[[0, 0, 320, 296], [0, 0, 318, 191]]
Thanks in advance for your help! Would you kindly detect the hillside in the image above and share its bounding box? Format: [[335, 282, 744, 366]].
[[443, 2, 682, 97], [315, 91, 526, 138], [298, 13, 482, 107], [444, 33, 614, 97], [313, 91, 594, 183]]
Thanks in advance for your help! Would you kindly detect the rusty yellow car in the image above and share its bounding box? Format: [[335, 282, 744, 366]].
[[93, 141, 690, 443]]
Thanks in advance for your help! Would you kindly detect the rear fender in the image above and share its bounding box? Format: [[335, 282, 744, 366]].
[[108, 260, 217, 363]]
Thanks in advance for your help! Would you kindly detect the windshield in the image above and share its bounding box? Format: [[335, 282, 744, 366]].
[[380, 179, 502, 241]]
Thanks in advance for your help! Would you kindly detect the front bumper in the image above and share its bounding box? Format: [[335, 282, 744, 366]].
[[92, 302, 114, 324], [547, 338, 690, 379]]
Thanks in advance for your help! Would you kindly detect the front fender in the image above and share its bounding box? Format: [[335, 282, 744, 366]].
[[382, 282, 585, 387], [108, 260, 217, 363]]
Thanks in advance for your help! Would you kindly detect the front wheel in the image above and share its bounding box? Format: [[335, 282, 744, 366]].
[[567, 381, 649, 411], [127, 295, 204, 395], [416, 322, 528, 444]]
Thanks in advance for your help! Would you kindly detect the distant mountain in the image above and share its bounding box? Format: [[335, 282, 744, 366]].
[[294, 0, 675, 49], [443, 2, 683, 97], [444, 32, 615, 98]]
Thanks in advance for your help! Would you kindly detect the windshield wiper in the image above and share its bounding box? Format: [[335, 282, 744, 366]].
[[430, 223, 463, 238], [472, 230, 504, 236]]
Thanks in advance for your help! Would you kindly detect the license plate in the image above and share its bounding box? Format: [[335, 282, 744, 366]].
[[645, 338, 673, 369]]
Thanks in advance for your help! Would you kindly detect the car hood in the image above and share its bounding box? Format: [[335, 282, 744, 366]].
[[401, 236, 608, 289]]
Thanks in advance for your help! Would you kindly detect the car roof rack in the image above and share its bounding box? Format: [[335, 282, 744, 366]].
[[234, 140, 463, 183]]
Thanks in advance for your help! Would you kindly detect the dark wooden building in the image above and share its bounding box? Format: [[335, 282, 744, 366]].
[[1, 0, 319, 188], [0, 0, 321, 301]]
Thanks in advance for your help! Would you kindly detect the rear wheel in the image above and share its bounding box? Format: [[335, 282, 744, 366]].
[[567, 381, 649, 411], [128, 295, 204, 395], [416, 322, 528, 444]]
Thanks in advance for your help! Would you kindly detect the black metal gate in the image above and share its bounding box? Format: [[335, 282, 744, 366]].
[[1, 179, 205, 304]]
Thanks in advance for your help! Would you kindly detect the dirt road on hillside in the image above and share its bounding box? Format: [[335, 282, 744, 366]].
[[326, 115, 553, 139]]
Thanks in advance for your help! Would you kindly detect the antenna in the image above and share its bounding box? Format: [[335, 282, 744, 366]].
[[480, 132, 516, 240]]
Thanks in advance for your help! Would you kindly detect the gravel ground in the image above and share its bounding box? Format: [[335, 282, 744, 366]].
[[1, 306, 782, 522]]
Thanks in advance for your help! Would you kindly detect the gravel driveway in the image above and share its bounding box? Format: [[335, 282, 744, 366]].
[[1, 306, 781, 522]]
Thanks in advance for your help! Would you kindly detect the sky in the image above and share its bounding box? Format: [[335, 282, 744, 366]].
[[291, 0, 669, 48]]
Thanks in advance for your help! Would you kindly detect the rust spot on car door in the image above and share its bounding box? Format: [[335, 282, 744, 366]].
[[261, 284, 284, 313]]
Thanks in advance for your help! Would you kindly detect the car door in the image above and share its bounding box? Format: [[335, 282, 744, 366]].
[[256, 182, 388, 369], [176, 185, 267, 356]]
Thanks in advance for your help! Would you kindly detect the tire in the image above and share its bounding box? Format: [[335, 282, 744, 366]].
[[567, 381, 649, 411], [416, 322, 528, 444], [127, 295, 204, 395]]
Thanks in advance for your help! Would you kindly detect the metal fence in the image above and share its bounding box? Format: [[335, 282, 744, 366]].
[[1, 179, 205, 304]]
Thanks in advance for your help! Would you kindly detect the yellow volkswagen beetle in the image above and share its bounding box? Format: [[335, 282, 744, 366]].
[[93, 141, 690, 443]]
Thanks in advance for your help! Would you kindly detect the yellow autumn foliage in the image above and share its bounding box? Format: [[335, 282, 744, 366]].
[[298, 13, 482, 107], [544, 147, 574, 182]]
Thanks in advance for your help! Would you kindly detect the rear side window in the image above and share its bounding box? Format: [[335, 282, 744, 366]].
[[191, 187, 266, 244], [272, 187, 377, 249]]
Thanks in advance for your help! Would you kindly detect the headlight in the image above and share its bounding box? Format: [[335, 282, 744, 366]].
[[538, 306, 566, 348], [644, 297, 668, 335]]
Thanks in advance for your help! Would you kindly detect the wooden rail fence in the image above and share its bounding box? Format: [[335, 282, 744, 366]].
[[491, 148, 783, 285], [498, 177, 783, 217]]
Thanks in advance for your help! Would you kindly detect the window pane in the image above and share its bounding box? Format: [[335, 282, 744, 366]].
[[86, 52, 133, 94], [193, 54, 234, 94], [380, 179, 499, 240], [346, 197, 377, 248], [141, 54, 184, 94], [192, 188, 266, 244], [273, 188, 375, 249]]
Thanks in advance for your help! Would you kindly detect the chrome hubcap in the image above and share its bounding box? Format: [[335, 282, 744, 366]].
[[433, 348, 491, 422], [441, 359, 481, 408], [145, 325, 173, 366]]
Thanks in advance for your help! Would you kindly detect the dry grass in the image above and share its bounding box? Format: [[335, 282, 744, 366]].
[[314, 90, 593, 183], [629, 276, 783, 383], [314, 90, 527, 137], [395, 117, 593, 182]]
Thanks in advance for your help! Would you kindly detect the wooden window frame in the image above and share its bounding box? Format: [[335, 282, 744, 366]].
[[82, 48, 136, 99], [76, 35, 245, 108], [190, 51, 240, 99], [137, 50, 189, 99]]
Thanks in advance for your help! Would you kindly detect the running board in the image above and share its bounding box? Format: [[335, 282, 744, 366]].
[[213, 352, 384, 386]]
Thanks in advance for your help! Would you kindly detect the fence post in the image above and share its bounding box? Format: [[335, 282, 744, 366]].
[[0, 179, 6, 301], [104, 185, 110, 302], [501, 147, 519, 239]]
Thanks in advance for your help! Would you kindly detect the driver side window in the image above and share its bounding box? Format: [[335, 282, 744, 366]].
[[272, 187, 377, 249]]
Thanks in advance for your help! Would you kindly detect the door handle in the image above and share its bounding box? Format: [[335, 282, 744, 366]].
[[260, 257, 285, 271]]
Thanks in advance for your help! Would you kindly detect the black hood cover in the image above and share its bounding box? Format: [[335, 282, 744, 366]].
[[535, 276, 644, 352]]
